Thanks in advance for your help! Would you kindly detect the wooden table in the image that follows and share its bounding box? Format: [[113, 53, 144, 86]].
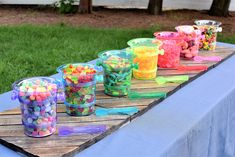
[[0, 45, 235, 157]]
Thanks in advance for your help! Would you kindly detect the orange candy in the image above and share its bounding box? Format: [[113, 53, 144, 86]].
[[132, 47, 158, 79]]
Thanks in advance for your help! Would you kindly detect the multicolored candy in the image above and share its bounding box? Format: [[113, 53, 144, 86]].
[[194, 20, 222, 50], [12, 77, 59, 137], [175, 25, 201, 60], [57, 63, 97, 116]]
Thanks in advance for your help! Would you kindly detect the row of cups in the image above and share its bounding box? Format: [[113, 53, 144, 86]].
[[11, 20, 221, 137]]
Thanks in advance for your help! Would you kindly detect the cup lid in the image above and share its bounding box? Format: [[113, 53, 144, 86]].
[[194, 20, 222, 27], [127, 38, 162, 48], [154, 31, 182, 40], [12, 77, 57, 92], [98, 50, 133, 60], [175, 25, 195, 34]]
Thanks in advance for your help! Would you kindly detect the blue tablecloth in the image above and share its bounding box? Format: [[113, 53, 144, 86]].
[[1, 42, 235, 157]]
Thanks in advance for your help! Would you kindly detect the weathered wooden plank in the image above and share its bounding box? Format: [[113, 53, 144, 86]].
[[0, 119, 125, 137], [0, 113, 129, 126], [96, 85, 177, 99], [96, 98, 155, 107], [2, 136, 97, 149], [96, 81, 179, 91], [157, 69, 203, 76], [24, 147, 77, 157]]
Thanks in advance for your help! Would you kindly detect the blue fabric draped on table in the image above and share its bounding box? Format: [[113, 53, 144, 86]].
[[0, 42, 235, 157], [77, 46, 235, 157]]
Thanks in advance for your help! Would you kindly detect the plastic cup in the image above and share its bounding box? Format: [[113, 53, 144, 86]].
[[57, 63, 97, 116], [194, 20, 222, 50], [175, 25, 201, 60], [98, 50, 135, 97], [11, 77, 61, 138], [154, 32, 182, 68], [127, 38, 164, 80]]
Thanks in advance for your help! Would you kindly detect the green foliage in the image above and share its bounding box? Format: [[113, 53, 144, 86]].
[[217, 34, 235, 44], [55, 0, 77, 14]]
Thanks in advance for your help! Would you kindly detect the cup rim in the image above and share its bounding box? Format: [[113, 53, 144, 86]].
[[194, 20, 222, 27], [127, 38, 162, 48], [98, 49, 132, 59], [56, 63, 98, 76], [12, 76, 57, 91], [154, 31, 182, 40]]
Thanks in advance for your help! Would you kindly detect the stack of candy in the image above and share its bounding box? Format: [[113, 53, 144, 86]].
[[154, 32, 182, 68], [127, 38, 164, 80], [194, 20, 222, 50], [175, 25, 201, 59], [98, 50, 134, 97], [57, 63, 97, 116], [12, 77, 59, 137]]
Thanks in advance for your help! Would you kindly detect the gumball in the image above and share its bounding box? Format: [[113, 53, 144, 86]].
[[12, 77, 59, 137]]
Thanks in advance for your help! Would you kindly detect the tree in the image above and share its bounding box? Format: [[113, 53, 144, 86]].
[[209, 0, 231, 16], [79, 0, 92, 14], [148, 0, 163, 15]]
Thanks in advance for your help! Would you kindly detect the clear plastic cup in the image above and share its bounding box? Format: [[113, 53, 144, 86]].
[[194, 20, 222, 50], [98, 50, 135, 97], [127, 38, 164, 80], [175, 25, 201, 60], [154, 32, 182, 68], [57, 63, 97, 116], [12, 77, 62, 137]]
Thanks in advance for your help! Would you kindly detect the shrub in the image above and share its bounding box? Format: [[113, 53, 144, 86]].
[[55, 0, 77, 14]]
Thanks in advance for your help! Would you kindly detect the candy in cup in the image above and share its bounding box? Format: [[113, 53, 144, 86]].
[[154, 32, 183, 68], [98, 50, 136, 97], [12, 77, 64, 137], [194, 20, 222, 50], [175, 25, 201, 60], [57, 63, 97, 116], [127, 38, 164, 80]]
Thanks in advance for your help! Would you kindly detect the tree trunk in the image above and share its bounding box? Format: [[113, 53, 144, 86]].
[[79, 0, 92, 14], [148, 0, 163, 15], [209, 0, 231, 16]]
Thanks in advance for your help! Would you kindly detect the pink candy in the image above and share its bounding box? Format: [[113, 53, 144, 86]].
[[175, 25, 201, 60], [154, 32, 182, 68]]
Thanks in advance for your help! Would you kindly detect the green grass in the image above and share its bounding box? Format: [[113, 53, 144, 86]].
[[0, 24, 234, 94], [217, 34, 235, 45], [0, 24, 159, 94]]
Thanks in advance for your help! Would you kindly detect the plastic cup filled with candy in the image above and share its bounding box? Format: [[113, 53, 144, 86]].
[[98, 50, 135, 97], [127, 38, 164, 80], [57, 63, 97, 116], [11, 77, 62, 137], [194, 20, 222, 50], [154, 32, 182, 68], [175, 25, 201, 60]]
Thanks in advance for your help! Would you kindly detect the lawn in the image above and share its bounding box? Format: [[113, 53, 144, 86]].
[[0, 24, 234, 94]]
